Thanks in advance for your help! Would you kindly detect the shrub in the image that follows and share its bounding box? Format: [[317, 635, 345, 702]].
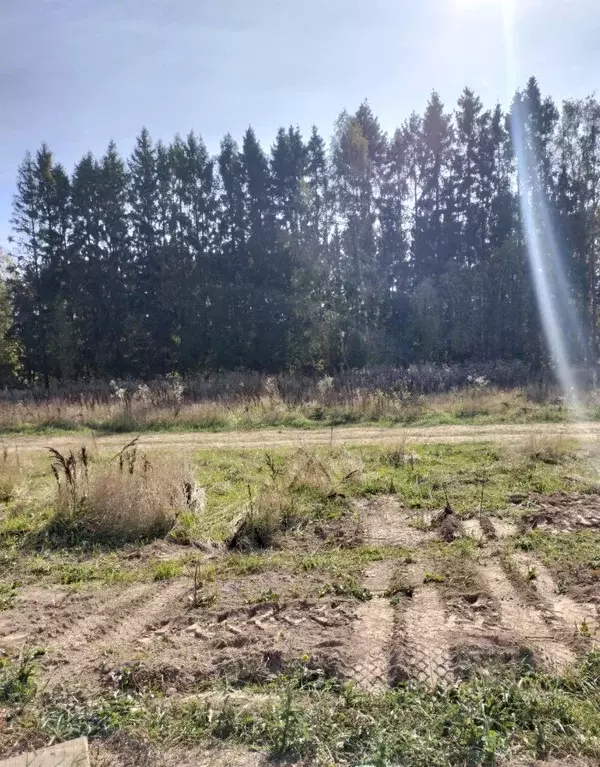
[[228, 448, 362, 550], [228, 487, 295, 550]]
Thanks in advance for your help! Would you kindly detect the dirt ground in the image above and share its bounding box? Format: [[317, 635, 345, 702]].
[[1, 475, 599, 764], [2, 492, 598, 701]]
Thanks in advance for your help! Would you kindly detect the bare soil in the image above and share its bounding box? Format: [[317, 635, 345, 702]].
[[515, 491, 600, 533], [2, 483, 600, 765], [463, 517, 518, 541], [351, 560, 395, 691], [480, 562, 576, 671], [512, 551, 599, 649]]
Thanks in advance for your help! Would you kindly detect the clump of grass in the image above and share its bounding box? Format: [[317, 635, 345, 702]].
[[0, 582, 17, 609], [382, 441, 406, 468], [153, 560, 183, 581], [523, 436, 575, 465], [0, 650, 42, 704], [246, 588, 280, 605], [286, 447, 363, 500], [228, 448, 362, 550], [423, 571, 446, 584], [318, 578, 372, 601], [48, 441, 198, 544], [228, 487, 297, 550], [0, 446, 21, 502]]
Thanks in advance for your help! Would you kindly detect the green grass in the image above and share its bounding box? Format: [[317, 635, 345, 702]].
[[8, 653, 600, 766], [0, 650, 42, 705], [1, 434, 600, 764], [153, 560, 184, 581], [425, 538, 485, 595], [358, 440, 591, 514], [0, 440, 593, 587]]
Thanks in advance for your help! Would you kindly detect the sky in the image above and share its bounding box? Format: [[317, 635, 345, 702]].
[[1, 0, 599, 247]]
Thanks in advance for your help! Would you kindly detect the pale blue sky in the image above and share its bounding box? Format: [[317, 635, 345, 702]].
[[1, 0, 599, 246]]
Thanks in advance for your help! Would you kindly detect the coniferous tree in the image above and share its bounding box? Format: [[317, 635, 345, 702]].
[[8, 77, 600, 380]]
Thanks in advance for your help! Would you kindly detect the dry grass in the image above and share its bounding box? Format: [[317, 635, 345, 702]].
[[522, 435, 576, 465], [79, 462, 191, 541], [50, 443, 196, 543], [0, 449, 21, 502], [0, 380, 582, 435], [285, 447, 363, 498], [228, 448, 363, 550]]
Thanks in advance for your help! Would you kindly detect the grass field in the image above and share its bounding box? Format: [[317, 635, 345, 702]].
[[0, 429, 599, 765]]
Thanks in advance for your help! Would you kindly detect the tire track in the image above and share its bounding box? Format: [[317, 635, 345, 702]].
[[352, 497, 415, 691], [50, 580, 189, 683], [463, 517, 517, 541], [396, 565, 454, 686], [100, 579, 189, 651], [51, 583, 152, 655], [352, 561, 394, 691], [513, 552, 599, 646], [480, 562, 575, 671]]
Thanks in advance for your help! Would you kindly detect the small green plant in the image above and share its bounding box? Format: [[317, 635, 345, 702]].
[[423, 572, 446, 584], [247, 588, 280, 605], [0, 650, 43, 704], [516, 536, 534, 551], [0, 582, 17, 610], [526, 566, 538, 582], [319, 579, 372, 601], [410, 515, 430, 532], [59, 563, 98, 585], [580, 619, 591, 638], [153, 560, 183, 581]]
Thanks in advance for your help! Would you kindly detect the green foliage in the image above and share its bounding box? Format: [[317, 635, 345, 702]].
[[13, 653, 600, 766], [153, 560, 183, 581]]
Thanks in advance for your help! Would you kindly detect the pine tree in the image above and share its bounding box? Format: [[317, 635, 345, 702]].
[[11, 146, 72, 385], [215, 134, 248, 368], [128, 128, 162, 374]]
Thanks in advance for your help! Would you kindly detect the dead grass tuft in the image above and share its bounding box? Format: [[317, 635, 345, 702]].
[[286, 447, 363, 498], [0, 448, 21, 502], [49, 443, 197, 543], [522, 436, 575, 465]]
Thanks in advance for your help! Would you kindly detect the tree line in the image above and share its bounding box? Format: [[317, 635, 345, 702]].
[[5, 76, 600, 385]]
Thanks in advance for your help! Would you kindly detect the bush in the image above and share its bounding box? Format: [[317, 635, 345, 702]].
[[228, 448, 362, 550]]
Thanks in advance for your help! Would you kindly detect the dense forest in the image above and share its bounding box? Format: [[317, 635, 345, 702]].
[[4, 76, 600, 385]]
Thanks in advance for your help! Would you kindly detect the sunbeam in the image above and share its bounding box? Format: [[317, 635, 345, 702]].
[[502, 0, 587, 420]]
